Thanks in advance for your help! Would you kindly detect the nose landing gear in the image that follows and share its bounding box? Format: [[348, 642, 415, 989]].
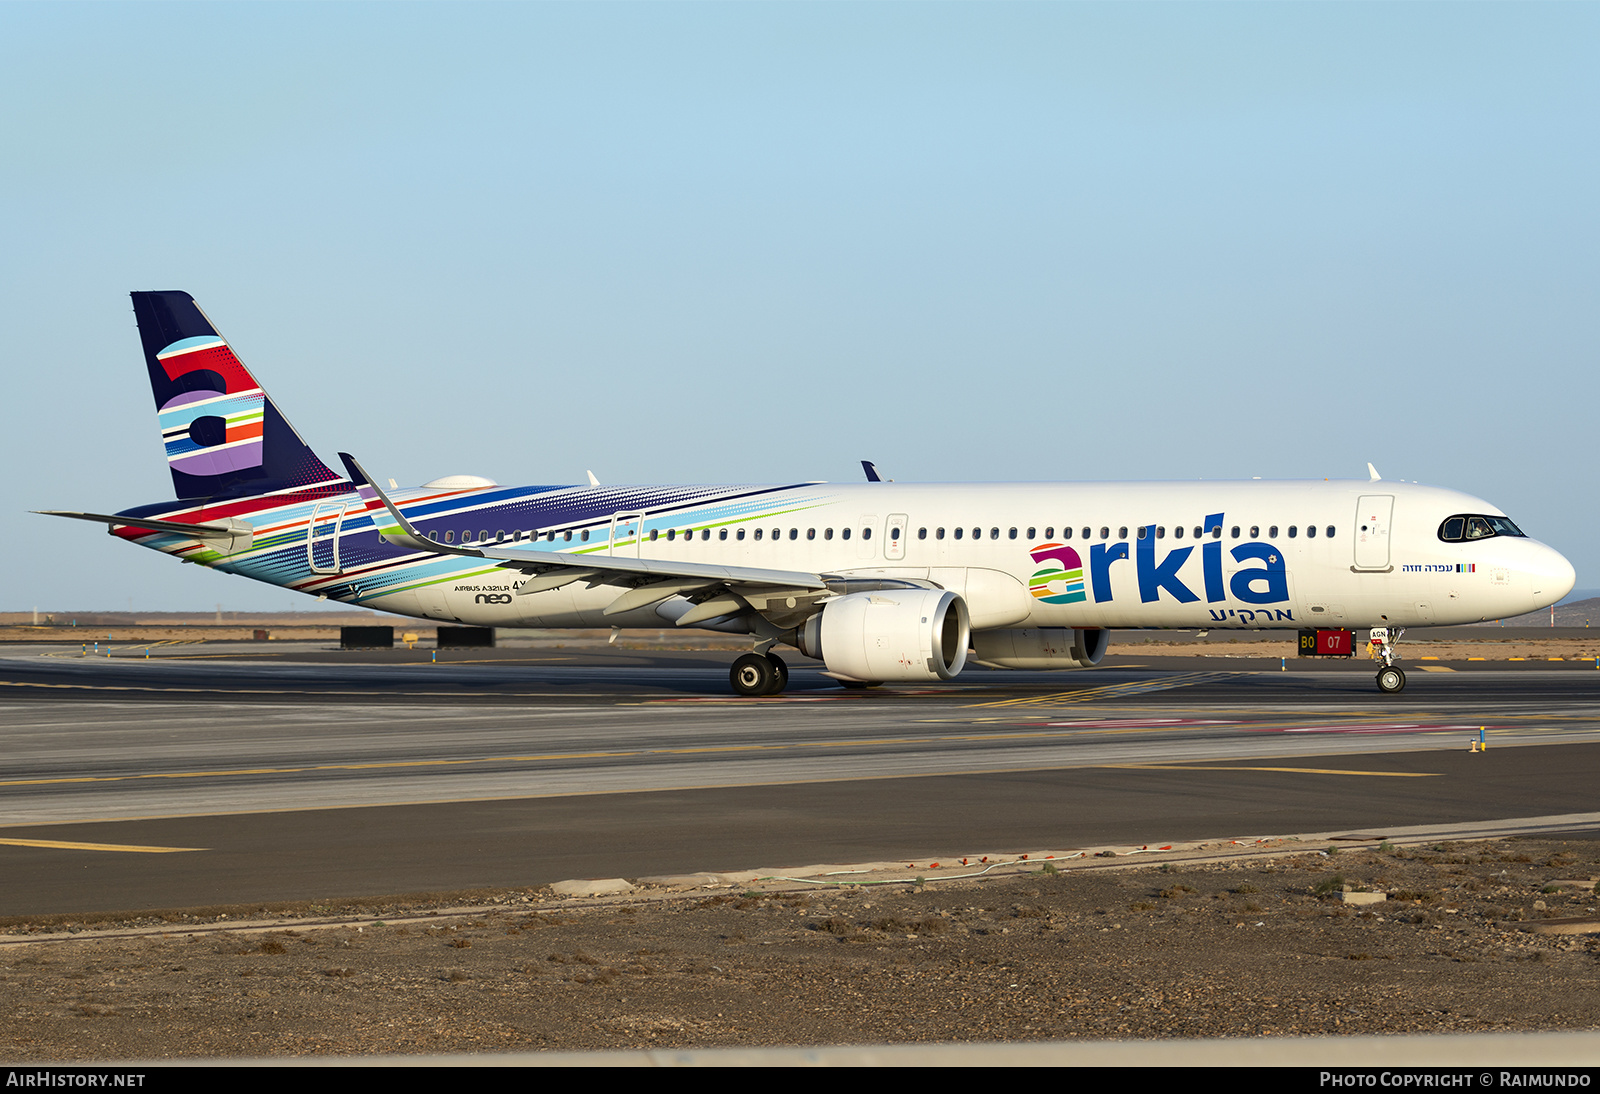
[[1370, 626, 1406, 694]]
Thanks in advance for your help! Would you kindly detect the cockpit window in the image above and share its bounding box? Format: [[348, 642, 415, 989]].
[[1438, 514, 1525, 543]]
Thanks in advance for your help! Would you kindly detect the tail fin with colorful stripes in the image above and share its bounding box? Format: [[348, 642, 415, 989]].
[[131, 291, 341, 500]]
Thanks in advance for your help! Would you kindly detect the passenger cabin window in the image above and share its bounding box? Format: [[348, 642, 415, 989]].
[[1288, 526, 1298, 538], [1099, 527, 1109, 540], [1269, 526, 1278, 537], [954, 527, 964, 540], [1117, 527, 1128, 540], [917, 528, 927, 540], [936, 528, 945, 540]]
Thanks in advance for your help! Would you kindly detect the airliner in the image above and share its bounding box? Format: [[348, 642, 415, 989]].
[[40, 292, 1576, 697]]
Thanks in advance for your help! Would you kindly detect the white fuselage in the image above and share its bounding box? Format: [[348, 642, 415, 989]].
[[359, 478, 1573, 633]]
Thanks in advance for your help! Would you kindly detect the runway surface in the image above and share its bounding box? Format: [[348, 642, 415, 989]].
[[3, 643, 1598, 915]]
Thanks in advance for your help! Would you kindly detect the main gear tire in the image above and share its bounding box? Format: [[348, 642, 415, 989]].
[[764, 652, 789, 695], [731, 653, 776, 697]]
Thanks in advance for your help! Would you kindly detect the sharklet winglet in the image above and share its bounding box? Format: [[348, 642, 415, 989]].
[[338, 453, 482, 558]]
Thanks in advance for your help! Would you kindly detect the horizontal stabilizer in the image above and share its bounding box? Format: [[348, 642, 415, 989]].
[[34, 511, 254, 554]]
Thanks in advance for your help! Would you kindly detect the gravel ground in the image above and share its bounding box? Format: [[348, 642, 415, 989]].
[[3, 838, 1599, 1060]]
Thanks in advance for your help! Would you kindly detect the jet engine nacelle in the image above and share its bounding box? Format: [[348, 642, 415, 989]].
[[971, 627, 1109, 670], [796, 589, 970, 682]]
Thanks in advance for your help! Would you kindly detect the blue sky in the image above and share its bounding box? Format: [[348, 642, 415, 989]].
[[4, 3, 1596, 612]]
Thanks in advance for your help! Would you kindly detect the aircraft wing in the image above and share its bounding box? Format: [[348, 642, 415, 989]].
[[340, 455, 830, 628]]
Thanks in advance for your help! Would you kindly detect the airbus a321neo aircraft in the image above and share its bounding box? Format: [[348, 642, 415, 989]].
[[42, 292, 1576, 697]]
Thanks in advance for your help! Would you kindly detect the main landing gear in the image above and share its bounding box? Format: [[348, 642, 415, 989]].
[[730, 652, 789, 697], [1370, 626, 1406, 694]]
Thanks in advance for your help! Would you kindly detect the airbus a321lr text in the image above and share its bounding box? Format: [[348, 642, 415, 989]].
[[40, 292, 1576, 696]]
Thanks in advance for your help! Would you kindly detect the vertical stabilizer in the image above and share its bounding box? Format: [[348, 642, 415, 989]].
[[131, 291, 341, 499]]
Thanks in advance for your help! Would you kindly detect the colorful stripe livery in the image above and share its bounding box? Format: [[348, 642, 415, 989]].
[[109, 478, 835, 612], [1028, 542, 1087, 604], [132, 292, 340, 500], [156, 337, 267, 477]]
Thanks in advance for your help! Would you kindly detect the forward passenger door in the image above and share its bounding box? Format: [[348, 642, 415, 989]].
[[1353, 495, 1394, 572]]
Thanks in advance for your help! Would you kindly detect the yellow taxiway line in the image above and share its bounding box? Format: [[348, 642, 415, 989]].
[[0, 837, 206, 853], [1105, 764, 1439, 778]]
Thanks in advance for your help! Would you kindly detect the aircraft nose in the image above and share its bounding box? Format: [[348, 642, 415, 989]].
[[1530, 542, 1576, 605]]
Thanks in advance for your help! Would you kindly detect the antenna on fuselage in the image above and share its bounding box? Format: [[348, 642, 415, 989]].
[[1367, 463, 1382, 482], [586, 470, 601, 487]]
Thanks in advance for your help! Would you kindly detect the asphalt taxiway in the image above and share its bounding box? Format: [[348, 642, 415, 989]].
[[2, 643, 1598, 916]]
